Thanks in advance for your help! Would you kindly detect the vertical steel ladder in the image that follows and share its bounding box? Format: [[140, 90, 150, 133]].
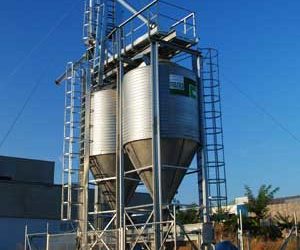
[[201, 48, 228, 212], [61, 62, 83, 221], [83, 0, 116, 86]]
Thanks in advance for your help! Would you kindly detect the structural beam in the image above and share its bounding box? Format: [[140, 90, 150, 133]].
[[55, 54, 87, 85], [117, 0, 149, 25], [79, 68, 91, 250], [151, 41, 162, 250], [116, 28, 125, 250]]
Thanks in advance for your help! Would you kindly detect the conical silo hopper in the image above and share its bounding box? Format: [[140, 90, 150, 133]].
[[90, 88, 138, 209], [123, 62, 200, 204]]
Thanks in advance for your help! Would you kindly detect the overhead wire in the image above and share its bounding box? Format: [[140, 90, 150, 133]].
[[0, 68, 48, 149], [223, 75, 300, 145], [3, 1, 299, 151], [0, 0, 81, 149], [1, 0, 81, 91]]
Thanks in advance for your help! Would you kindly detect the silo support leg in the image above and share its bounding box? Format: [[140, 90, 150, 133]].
[[151, 41, 163, 250]]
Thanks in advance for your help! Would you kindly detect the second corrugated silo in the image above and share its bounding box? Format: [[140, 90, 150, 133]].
[[123, 61, 200, 204], [90, 88, 138, 209]]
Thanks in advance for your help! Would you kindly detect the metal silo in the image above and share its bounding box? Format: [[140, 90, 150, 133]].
[[123, 61, 200, 204], [54, 0, 229, 248], [90, 88, 138, 209]]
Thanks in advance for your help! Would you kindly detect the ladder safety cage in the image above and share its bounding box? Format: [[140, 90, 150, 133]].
[[200, 48, 228, 213]]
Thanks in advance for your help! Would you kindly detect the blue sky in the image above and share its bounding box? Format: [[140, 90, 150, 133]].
[[0, 0, 299, 204]]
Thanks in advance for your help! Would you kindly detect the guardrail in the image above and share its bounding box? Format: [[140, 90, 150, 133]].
[[104, 0, 198, 60]]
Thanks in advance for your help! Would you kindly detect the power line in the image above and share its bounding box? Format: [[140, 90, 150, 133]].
[[1, 0, 81, 91], [0, 0, 82, 149], [0, 71, 46, 149], [223, 75, 300, 145]]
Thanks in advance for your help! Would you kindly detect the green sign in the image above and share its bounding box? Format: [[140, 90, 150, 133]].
[[169, 74, 197, 98]]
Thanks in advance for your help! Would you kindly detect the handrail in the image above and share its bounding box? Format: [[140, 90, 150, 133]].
[[107, 0, 159, 38]]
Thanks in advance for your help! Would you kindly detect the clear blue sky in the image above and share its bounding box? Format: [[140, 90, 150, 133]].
[[0, 0, 299, 204]]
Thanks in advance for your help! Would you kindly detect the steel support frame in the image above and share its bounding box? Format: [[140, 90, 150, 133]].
[[87, 28, 125, 250], [121, 40, 165, 250], [54, 1, 215, 248], [56, 41, 207, 250], [120, 40, 205, 250]]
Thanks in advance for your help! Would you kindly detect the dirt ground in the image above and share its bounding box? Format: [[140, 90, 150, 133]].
[[214, 223, 298, 250]]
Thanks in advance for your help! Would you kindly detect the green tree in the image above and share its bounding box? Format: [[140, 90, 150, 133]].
[[244, 184, 281, 240], [176, 204, 200, 224], [245, 184, 279, 220]]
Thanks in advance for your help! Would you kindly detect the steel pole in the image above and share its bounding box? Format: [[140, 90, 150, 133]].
[[193, 55, 210, 223], [151, 41, 162, 250], [80, 68, 91, 250], [24, 225, 28, 250], [46, 223, 49, 250], [239, 210, 244, 250], [194, 54, 215, 250], [173, 205, 177, 250], [116, 28, 125, 250], [116, 0, 149, 25]]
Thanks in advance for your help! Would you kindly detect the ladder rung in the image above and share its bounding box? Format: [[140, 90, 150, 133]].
[[64, 152, 80, 156], [65, 106, 81, 109], [63, 168, 81, 172], [72, 203, 83, 206], [65, 136, 80, 140], [66, 91, 81, 94], [65, 121, 80, 125]]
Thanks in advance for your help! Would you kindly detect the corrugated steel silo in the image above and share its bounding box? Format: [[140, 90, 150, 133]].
[[123, 61, 200, 204], [90, 89, 138, 209]]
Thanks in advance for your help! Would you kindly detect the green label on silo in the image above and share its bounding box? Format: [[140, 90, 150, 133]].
[[169, 74, 197, 98]]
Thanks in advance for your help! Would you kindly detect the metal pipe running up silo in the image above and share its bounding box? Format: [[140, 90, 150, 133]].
[[193, 55, 210, 225], [116, 0, 149, 25], [151, 41, 162, 250], [116, 28, 126, 250]]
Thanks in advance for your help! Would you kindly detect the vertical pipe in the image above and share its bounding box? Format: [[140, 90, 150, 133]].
[[116, 28, 125, 250], [197, 153, 203, 213], [151, 41, 162, 250], [239, 210, 244, 250], [192, 13, 196, 39], [193, 55, 210, 223], [24, 225, 27, 250], [173, 205, 177, 250], [80, 68, 91, 249], [116, 0, 149, 25], [88, 0, 93, 38], [94, 184, 99, 229], [46, 223, 50, 250]]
